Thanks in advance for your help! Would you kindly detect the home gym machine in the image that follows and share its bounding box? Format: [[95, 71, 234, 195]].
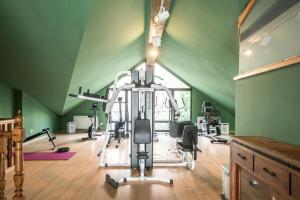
[[105, 68, 176, 188], [106, 97, 129, 148], [201, 101, 227, 144], [69, 68, 200, 188]]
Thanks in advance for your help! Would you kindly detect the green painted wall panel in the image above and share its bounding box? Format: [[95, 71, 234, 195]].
[[236, 64, 300, 146], [22, 92, 59, 138], [0, 82, 59, 137], [0, 82, 14, 118], [192, 88, 235, 131]]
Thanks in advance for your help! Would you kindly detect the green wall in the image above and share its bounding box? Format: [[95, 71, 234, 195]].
[[60, 87, 108, 131], [192, 88, 235, 131], [0, 82, 15, 118], [236, 1, 300, 146], [236, 64, 300, 146], [22, 92, 60, 138], [0, 82, 59, 138]]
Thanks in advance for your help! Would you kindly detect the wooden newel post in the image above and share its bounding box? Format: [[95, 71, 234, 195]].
[[7, 138, 13, 168], [12, 111, 25, 200], [0, 136, 7, 200]]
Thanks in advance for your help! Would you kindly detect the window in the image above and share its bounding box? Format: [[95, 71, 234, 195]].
[[108, 62, 191, 132], [174, 91, 191, 122]]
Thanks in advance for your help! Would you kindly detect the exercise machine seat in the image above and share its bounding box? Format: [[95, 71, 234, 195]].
[[134, 119, 151, 144], [169, 121, 193, 138], [177, 125, 198, 152]]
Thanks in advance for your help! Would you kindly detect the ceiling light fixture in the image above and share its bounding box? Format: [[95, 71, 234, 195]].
[[244, 49, 253, 56], [154, 0, 170, 24], [152, 36, 161, 47], [149, 48, 158, 58]]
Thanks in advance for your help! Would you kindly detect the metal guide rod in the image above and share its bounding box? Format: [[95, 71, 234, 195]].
[[99, 118, 111, 166], [76, 95, 108, 103]]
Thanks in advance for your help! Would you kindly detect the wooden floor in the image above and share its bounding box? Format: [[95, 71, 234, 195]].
[[5, 133, 229, 200]]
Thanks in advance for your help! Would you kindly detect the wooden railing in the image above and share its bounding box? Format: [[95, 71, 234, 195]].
[[0, 111, 25, 200]]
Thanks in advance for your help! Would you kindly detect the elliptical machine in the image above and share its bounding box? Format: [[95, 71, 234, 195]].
[[165, 97, 185, 122], [82, 102, 100, 141], [107, 97, 129, 148]]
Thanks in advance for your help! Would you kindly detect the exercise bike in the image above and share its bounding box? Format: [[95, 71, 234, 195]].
[[107, 97, 129, 148], [82, 102, 100, 141]]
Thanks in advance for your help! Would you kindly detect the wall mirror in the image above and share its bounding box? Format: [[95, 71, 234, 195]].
[[237, 0, 300, 79]]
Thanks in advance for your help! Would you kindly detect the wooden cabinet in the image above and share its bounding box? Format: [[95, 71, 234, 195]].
[[291, 174, 300, 199], [231, 136, 300, 200]]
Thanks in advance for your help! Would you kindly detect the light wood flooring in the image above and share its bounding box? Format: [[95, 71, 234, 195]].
[[5, 133, 230, 200]]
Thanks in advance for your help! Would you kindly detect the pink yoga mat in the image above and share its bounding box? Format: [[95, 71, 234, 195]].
[[24, 152, 76, 161]]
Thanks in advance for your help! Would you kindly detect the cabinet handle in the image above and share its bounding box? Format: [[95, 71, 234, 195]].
[[249, 180, 259, 188], [237, 153, 246, 160], [262, 167, 277, 177]]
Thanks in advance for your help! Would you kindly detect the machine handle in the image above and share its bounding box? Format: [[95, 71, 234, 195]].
[[237, 153, 246, 160], [69, 94, 77, 97], [248, 180, 259, 188], [263, 167, 277, 177]]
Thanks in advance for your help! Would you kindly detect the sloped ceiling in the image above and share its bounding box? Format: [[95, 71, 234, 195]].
[[159, 0, 240, 114], [0, 0, 240, 116], [0, 0, 94, 115], [63, 0, 146, 113], [0, 0, 146, 115]]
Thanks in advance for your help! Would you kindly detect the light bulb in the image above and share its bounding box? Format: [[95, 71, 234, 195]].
[[149, 48, 158, 58], [244, 49, 253, 56]]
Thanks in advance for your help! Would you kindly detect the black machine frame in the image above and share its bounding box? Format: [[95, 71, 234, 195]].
[[107, 87, 192, 133]]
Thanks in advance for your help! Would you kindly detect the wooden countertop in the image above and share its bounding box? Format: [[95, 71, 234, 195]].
[[232, 136, 300, 169]]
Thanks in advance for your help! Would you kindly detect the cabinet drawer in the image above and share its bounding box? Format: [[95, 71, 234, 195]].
[[254, 156, 289, 195], [231, 144, 253, 171], [291, 174, 300, 199], [240, 169, 268, 200], [240, 169, 286, 200]]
